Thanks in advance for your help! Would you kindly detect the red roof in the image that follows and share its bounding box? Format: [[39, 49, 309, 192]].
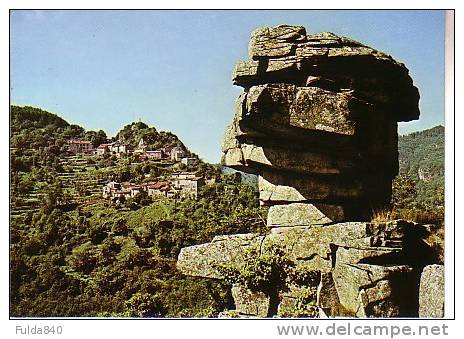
[[146, 181, 169, 190], [69, 139, 92, 144], [97, 143, 110, 148]]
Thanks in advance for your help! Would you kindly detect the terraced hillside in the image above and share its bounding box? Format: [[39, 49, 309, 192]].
[[10, 105, 209, 219]]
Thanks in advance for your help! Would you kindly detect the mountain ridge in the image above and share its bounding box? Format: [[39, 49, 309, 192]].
[[10, 105, 193, 156]]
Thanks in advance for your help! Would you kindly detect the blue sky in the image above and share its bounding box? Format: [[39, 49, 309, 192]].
[[10, 10, 445, 163]]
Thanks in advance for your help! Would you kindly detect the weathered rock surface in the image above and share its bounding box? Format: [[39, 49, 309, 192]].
[[222, 141, 360, 175], [176, 233, 262, 279], [231, 284, 269, 317], [332, 263, 417, 317], [248, 25, 307, 59], [176, 25, 436, 318], [177, 220, 419, 276], [419, 265, 445, 318], [317, 273, 343, 317], [278, 284, 319, 317], [241, 84, 373, 136], [234, 28, 420, 122], [267, 203, 333, 227]]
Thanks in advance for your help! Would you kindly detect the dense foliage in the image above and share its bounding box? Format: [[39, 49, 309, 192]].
[[219, 243, 319, 317], [398, 125, 444, 207], [386, 126, 445, 263], [10, 106, 267, 317], [10, 173, 267, 317], [390, 126, 445, 225]]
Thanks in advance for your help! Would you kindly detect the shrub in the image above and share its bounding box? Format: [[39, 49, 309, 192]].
[[124, 292, 164, 317], [218, 243, 320, 317]]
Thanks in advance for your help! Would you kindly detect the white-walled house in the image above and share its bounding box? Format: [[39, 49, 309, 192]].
[[170, 146, 185, 161], [181, 157, 198, 166]]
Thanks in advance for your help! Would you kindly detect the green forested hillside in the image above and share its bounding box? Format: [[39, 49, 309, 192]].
[[398, 125, 444, 206], [10, 177, 266, 317], [11, 105, 108, 149], [10, 105, 267, 317], [11, 106, 107, 173], [11, 105, 69, 131], [391, 125, 445, 263]]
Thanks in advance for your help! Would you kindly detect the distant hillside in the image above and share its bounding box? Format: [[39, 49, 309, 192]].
[[10, 105, 106, 151], [11, 105, 69, 132], [10, 105, 194, 156], [398, 125, 444, 206], [10, 105, 207, 181]]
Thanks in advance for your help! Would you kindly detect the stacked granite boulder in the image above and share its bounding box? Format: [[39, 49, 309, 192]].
[[222, 24, 419, 225], [176, 25, 443, 318]]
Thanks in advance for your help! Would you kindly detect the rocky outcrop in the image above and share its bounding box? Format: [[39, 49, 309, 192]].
[[176, 25, 440, 318], [177, 220, 433, 317]]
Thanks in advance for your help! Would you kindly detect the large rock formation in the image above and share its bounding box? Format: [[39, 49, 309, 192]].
[[177, 25, 441, 318], [223, 24, 419, 223]]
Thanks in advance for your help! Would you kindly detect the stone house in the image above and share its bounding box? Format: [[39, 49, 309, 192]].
[[129, 185, 143, 198], [67, 139, 94, 154], [145, 181, 170, 197], [171, 172, 197, 180], [103, 181, 138, 200], [103, 180, 171, 200], [96, 142, 131, 155], [103, 182, 133, 201], [111, 189, 132, 200], [109, 142, 131, 154], [102, 181, 121, 198], [103, 173, 204, 201], [145, 150, 164, 160], [171, 175, 204, 198], [96, 143, 111, 155]]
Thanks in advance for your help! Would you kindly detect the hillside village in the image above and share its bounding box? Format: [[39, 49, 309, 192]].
[[67, 138, 203, 202], [10, 106, 221, 219]]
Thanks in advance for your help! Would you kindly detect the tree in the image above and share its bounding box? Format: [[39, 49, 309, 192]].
[[391, 174, 417, 210], [86, 129, 107, 147], [43, 178, 69, 211]]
